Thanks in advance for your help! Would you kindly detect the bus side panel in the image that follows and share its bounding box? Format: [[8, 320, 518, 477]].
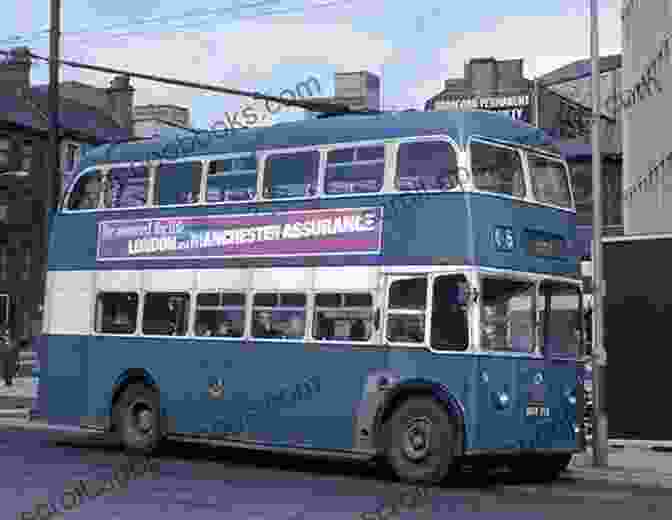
[[83, 336, 388, 451], [36, 334, 89, 427]]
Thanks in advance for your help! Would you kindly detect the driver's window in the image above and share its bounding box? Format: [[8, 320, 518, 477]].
[[480, 277, 536, 352], [67, 170, 103, 210], [430, 275, 469, 351]]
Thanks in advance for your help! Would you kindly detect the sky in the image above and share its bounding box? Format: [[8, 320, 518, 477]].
[[1, 0, 623, 130]]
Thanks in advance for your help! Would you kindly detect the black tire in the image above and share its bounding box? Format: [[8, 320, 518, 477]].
[[510, 453, 572, 482], [382, 396, 459, 484], [113, 383, 162, 455]]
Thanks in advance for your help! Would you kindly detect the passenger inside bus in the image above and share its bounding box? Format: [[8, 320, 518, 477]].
[[216, 321, 234, 337], [349, 319, 367, 341], [195, 323, 212, 337], [285, 313, 305, 338], [430, 277, 469, 350], [253, 311, 280, 338]]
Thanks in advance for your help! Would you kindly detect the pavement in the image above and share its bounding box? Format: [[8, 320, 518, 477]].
[[0, 376, 37, 419], [569, 445, 672, 488]]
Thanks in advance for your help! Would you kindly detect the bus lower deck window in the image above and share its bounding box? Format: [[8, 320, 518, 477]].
[[314, 293, 374, 342], [142, 292, 190, 336], [252, 293, 306, 339], [195, 292, 245, 338], [95, 293, 139, 334]]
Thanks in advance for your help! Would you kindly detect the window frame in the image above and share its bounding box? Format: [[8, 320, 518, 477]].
[[383, 275, 431, 348], [312, 291, 376, 344], [58, 135, 466, 212], [104, 162, 153, 210], [393, 136, 464, 195], [468, 137, 529, 201], [63, 167, 105, 211], [477, 273, 540, 355], [429, 273, 472, 352], [323, 144, 386, 196], [524, 151, 576, 211], [94, 291, 140, 335], [193, 291, 247, 339], [250, 291, 308, 341], [141, 291, 191, 337], [153, 158, 205, 207], [205, 153, 258, 204], [538, 279, 583, 359], [259, 148, 321, 202]]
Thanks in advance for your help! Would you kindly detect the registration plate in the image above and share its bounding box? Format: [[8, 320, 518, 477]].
[[526, 405, 550, 417]]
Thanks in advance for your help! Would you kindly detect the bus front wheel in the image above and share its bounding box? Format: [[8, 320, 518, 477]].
[[383, 397, 458, 484], [113, 383, 162, 455]]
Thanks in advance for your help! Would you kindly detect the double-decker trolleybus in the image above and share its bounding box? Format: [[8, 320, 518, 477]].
[[36, 110, 583, 484]]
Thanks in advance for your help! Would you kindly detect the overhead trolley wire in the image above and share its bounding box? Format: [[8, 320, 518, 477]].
[[0, 49, 356, 115], [0, 0, 351, 47]]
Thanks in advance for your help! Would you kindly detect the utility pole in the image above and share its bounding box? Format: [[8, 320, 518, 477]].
[[42, 0, 61, 332], [590, 0, 608, 467]]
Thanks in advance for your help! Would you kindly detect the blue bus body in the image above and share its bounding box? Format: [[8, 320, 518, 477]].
[[36, 111, 582, 473]]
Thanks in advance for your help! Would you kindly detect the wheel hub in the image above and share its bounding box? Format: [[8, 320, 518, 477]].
[[133, 405, 154, 434], [403, 418, 432, 461]]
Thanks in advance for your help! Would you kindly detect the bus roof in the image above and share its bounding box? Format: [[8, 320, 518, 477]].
[[78, 110, 556, 170]]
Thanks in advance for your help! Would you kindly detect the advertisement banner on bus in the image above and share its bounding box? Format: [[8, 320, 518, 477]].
[[96, 207, 384, 261]]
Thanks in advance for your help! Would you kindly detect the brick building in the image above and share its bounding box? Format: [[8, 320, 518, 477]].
[[0, 47, 133, 342]]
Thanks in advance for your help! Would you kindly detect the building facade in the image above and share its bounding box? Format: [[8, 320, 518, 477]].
[[133, 104, 193, 138], [537, 55, 624, 258], [303, 71, 381, 120], [425, 56, 623, 260], [0, 47, 133, 341], [620, 1, 672, 234]]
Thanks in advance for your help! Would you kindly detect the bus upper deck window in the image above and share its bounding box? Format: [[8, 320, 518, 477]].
[[396, 141, 459, 192], [207, 156, 257, 202], [325, 146, 384, 195], [470, 142, 525, 198], [107, 164, 149, 209], [155, 161, 202, 205], [528, 155, 572, 208], [263, 151, 319, 199], [68, 170, 103, 210]]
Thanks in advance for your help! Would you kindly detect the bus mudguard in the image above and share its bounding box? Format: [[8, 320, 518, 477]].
[[353, 372, 465, 455], [110, 369, 159, 409], [371, 378, 465, 456]]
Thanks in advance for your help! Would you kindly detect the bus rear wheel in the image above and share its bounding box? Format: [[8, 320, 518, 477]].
[[383, 396, 458, 484], [113, 383, 162, 455]]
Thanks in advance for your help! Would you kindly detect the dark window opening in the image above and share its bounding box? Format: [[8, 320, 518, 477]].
[[430, 275, 469, 351], [95, 292, 139, 334], [142, 292, 190, 336]]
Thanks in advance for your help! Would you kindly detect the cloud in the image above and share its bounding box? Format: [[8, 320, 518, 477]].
[[404, 4, 622, 109], [60, 19, 399, 117]]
